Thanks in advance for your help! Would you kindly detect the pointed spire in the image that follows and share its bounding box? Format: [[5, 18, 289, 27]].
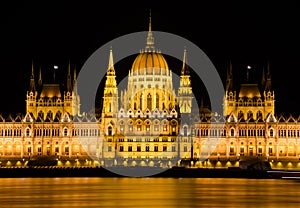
[[226, 60, 233, 92], [38, 66, 42, 87], [145, 10, 155, 52], [181, 48, 190, 75], [73, 66, 77, 81], [67, 60, 72, 92], [265, 61, 272, 91], [29, 60, 36, 92], [261, 67, 265, 87], [73, 66, 78, 95], [107, 47, 115, 75]]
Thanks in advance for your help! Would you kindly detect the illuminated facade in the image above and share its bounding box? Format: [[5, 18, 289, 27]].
[[26, 62, 81, 120], [0, 17, 300, 168]]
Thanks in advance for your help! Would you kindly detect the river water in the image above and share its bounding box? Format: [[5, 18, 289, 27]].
[[0, 177, 299, 208]]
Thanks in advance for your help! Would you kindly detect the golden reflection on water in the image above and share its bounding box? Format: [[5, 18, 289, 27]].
[[0, 177, 300, 208]]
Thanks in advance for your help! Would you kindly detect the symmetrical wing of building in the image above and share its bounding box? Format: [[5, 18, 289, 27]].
[[0, 18, 299, 167]]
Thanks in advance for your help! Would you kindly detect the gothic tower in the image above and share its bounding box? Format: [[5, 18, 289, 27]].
[[102, 48, 119, 118], [263, 62, 275, 116], [26, 61, 81, 119], [26, 61, 37, 116], [223, 61, 275, 120], [223, 61, 236, 116], [178, 49, 193, 114], [72, 66, 81, 116]]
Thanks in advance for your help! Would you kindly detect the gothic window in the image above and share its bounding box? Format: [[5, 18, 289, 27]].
[[55, 111, 62, 119], [38, 111, 44, 120], [183, 126, 188, 136], [154, 145, 158, 152], [231, 129, 235, 137], [247, 111, 253, 119], [269, 129, 274, 137], [27, 146, 32, 154], [47, 111, 53, 119], [37, 146, 42, 155], [172, 145, 176, 152], [119, 145, 124, 152], [184, 146, 188, 152], [63, 128, 68, 137], [128, 146, 132, 152], [156, 93, 159, 109], [146, 145, 150, 152], [140, 93, 143, 109], [257, 111, 262, 119], [25, 128, 30, 137], [238, 111, 244, 119], [65, 146, 69, 154], [108, 126, 113, 136], [147, 93, 152, 110], [163, 145, 167, 152], [146, 122, 150, 132], [137, 145, 141, 152]]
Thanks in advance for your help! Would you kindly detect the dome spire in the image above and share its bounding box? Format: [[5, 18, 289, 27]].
[[145, 10, 155, 52]]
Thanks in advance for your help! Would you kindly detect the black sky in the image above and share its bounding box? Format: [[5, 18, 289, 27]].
[[1, 1, 300, 116]]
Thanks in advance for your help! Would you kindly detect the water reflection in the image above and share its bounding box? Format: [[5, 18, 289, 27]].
[[0, 178, 300, 207]]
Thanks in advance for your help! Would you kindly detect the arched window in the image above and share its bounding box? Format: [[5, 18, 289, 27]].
[[247, 111, 253, 119], [108, 126, 113, 136], [183, 126, 188, 136], [140, 93, 143, 109], [47, 111, 53, 119], [56, 111, 62, 119], [257, 111, 262, 119], [25, 128, 30, 137], [270, 129, 274, 137], [63, 128, 68, 137], [156, 93, 159, 109], [38, 111, 44, 120], [147, 93, 152, 110], [231, 129, 235, 137], [238, 111, 244, 119]]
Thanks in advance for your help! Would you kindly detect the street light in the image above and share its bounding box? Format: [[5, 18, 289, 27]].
[[217, 153, 220, 161]]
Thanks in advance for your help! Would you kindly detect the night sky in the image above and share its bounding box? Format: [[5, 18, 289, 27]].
[[1, 1, 300, 116]]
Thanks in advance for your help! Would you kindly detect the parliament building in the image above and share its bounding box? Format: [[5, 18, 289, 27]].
[[0, 17, 300, 169]]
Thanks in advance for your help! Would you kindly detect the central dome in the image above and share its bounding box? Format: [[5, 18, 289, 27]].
[[131, 51, 169, 75]]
